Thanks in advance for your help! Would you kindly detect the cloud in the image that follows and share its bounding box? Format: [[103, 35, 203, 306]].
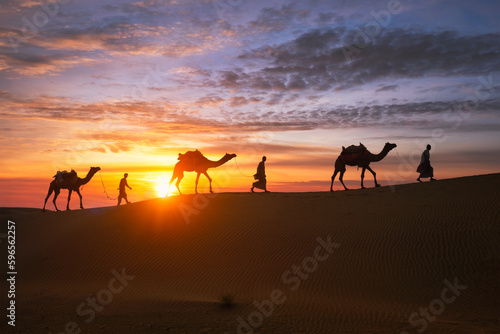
[[17, 0, 55, 8], [227, 28, 500, 94], [195, 95, 224, 107], [0, 51, 99, 75], [29, 22, 178, 55], [229, 96, 262, 107], [315, 11, 346, 26], [2, 89, 498, 135], [249, 4, 310, 32], [0, 2, 236, 70], [376, 84, 399, 92]]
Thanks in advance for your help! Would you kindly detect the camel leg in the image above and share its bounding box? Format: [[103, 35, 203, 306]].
[[170, 169, 183, 195], [195, 173, 201, 194], [339, 169, 348, 190], [366, 166, 380, 187], [76, 188, 84, 209], [175, 175, 183, 195], [53, 188, 61, 211], [361, 167, 366, 189], [166, 183, 172, 197], [43, 183, 54, 212], [330, 169, 339, 192], [168, 176, 176, 197], [66, 189, 73, 211], [203, 172, 213, 193]]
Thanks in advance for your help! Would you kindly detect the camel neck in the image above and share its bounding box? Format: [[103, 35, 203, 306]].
[[208, 155, 232, 168], [80, 170, 96, 185], [370, 147, 391, 162]]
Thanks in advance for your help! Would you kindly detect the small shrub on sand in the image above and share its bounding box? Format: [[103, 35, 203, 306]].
[[219, 293, 235, 308]]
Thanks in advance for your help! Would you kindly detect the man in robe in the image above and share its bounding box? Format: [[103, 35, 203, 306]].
[[117, 173, 132, 205], [417, 145, 436, 182], [251, 156, 269, 192]]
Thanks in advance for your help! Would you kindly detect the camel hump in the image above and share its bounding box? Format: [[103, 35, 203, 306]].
[[341, 143, 367, 155], [179, 150, 204, 161], [53, 169, 78, 182]]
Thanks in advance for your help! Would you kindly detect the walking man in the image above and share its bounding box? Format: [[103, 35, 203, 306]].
[[417, 145, 436, 182], [117, 173, 132, 205], [251, 156, 269, 193]]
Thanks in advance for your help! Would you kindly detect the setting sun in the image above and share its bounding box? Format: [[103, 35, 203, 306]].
[[155, 175, 172, 197]]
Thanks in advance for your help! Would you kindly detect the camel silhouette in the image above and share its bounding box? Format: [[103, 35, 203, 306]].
[[330, 142, 397, 191], [43, 167, 101, 211], [169, 150, 236, 195]]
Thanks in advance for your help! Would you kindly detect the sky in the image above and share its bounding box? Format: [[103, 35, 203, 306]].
[[0, 0, 499, 208]]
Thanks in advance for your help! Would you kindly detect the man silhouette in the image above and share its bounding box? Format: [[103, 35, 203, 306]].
[[251, 156, 269, 193], [417, 145, 436, 182], [117, 173, 132, 205]]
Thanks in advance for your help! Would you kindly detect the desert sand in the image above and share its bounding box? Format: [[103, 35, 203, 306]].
[[1, 173, 499, 333]]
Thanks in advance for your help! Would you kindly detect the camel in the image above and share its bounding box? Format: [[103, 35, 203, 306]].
[[169, 150, 236, 195], [330, 142, 397, 191], [43, 167, 101, 211]]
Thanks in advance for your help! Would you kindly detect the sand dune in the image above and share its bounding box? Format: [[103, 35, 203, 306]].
[[1, 174, 499, 333]]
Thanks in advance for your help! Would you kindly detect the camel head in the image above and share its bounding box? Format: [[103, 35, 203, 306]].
[[90, 166, 101, 174], [224, 153, 237, 161], [384, 142, 397, 152]]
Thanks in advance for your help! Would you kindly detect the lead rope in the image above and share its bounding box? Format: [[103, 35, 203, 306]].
[[99, 172, 117, 200], [394, 147, 406, 164], [233, 156, 255, 178], [395, 147, 402, 159]]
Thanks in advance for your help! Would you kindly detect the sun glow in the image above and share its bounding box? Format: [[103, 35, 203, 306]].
[[155, 175, 172, 197]]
